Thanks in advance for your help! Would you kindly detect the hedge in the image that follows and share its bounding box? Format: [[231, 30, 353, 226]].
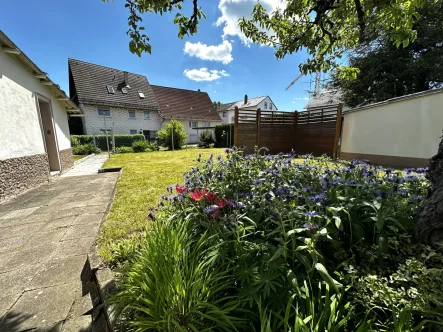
[[71, 134, 145, 151], [214, 124, 234, 148]]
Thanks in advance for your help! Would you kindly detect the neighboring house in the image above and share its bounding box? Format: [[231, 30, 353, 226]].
[[68, 59, 162, 140], [0, 30, 81, 201], [304, 89, 350, 112], [151, 85, 222, 144], [218, 95, 278, 124]]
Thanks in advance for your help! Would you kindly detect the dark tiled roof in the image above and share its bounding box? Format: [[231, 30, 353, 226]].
[[151, 85, 222, 121], [218, 102, 235, 112], [68, 59, 159, 111]]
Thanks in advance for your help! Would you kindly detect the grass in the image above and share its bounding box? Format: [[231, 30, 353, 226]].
[[73, 155, 86, 161], [98, 148, 225, 262]]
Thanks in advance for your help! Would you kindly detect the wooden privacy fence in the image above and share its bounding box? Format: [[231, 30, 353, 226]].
[[234, 104, 343, 157]]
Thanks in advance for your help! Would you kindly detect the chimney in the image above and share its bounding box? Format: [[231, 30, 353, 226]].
[[123, 71, 129, 87], [244, 94, 248, 105], [198, 89, 201, 92]]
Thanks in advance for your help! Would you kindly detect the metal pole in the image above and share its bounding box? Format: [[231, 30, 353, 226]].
[[112, 122, 116, 153], [171, 120, 174, 151], [103, 115, 110, 158]]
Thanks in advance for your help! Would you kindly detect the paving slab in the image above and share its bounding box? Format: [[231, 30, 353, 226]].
[[0, 158, 118, 331], [61, 155, 109, 177], [0, 284, 77, 331]]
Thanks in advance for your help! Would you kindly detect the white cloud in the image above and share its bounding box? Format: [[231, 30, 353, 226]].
[[292, 97, 309, 103], [216, 0, 285, 45], [184, 40, 233, 64], [184, 68, 230, 82]]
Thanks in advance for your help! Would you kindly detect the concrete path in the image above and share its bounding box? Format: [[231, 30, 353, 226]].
[[0, 171, 119, 331], [62, 154, 109, 177]]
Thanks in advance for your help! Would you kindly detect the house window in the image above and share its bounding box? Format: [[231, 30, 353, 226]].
[[100, 129, 111, 134], [223, 111, 227, 118], [128, 111, 136, 119], [270, 103, 273, 110], [130, 129, 137, 135], [144, 111, 151, 119], [189, 121, 197, 128], [264, 102, 268, 109], [231, 116, 234, 122], [204, 122, 210, 127], [97, 109, 111, 117], [106, 86, 115, 94]]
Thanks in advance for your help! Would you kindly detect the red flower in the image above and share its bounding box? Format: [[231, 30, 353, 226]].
[[176, 184, 186, 194], [205, 191, 217, 203], [215, 198, 228, 208], [189, 188, 207, 201]]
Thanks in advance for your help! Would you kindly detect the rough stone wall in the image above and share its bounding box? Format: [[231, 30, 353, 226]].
[[0, 154, 49, 201], [59, 148, 74, 172]]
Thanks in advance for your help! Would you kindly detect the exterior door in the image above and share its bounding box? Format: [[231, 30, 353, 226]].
[[37, 98, 61, 172]]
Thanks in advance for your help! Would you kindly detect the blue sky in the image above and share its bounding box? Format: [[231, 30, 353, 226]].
[[1, 0, 315, 111]]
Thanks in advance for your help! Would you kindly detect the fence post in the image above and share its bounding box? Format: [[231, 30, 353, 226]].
[[234, 106, 239, 147], [333, 103, 343, 159], [256, 108, 261, 148], [293, 111, 298, 151]]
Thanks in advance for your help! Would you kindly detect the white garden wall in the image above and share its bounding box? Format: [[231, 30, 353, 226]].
[[341, 89, 443, 167]]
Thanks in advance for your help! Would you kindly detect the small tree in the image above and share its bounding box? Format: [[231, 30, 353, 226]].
[[157, 119, 187, 150], [198, 130, 215, 148]]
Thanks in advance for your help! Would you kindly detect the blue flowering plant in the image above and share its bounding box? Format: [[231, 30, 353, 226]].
[[111, 147, 443, 331]]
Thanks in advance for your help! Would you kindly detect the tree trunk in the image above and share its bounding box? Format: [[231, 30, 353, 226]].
[[417, 135, 443, 245]]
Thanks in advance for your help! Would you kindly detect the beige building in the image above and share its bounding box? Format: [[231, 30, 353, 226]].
[[341, 88, 443, 168], [0, 31, 81, 201]]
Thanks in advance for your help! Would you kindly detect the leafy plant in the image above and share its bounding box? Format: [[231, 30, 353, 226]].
[[132, 140, 149, 153], [157, 119, 187, 150], [72, 143, 100, 155], [198, 130, 215, 148], [111, 219, 245, 331], [115, 146, 133, 154]]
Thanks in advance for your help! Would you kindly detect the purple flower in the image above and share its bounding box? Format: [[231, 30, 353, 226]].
[[302, 186, 313, 192], [217, 155, 222, 161], [236, 202, 246, 208], [204, 205, 218, 214], [304, 211, 318, 217]]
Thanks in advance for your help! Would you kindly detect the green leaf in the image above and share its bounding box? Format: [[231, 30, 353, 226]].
[[315, 263, 342, 293]]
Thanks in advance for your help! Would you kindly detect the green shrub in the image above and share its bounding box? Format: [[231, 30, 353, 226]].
[[148, 142, 159, 151], [214, 124, 234, 148], [70, 134, 145, 150], [115, 146, 133, 154], [70, 136, 80, 147], [197, 129, 215, 148], [72, 143, 100, 155], [111, 149, 443, 330], [132, 140, 149, 153], [157, 120, 187, 150], [111, 219, 245, 331]]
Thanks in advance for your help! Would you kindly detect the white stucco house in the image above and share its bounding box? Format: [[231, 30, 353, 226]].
[[68, 59, 221, 143], [217, 95, 278, 124], [0, 30, 81, 201]]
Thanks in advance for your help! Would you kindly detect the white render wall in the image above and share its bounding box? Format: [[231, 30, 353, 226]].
[[0, 51, 71, 160], [81, 105, 163, 135], [341, 90, 443, 160]]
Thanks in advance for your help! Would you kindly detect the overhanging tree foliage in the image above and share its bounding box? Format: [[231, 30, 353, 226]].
[[113, 0, 425, 76], [331, 0, 443, 107]]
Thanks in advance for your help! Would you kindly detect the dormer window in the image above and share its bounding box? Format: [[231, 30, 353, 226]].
[[107, 86, 115, 94], [138, 92, 145, 99]]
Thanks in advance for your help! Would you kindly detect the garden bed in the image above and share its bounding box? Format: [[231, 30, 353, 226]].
[[106, 147, 443, 331]]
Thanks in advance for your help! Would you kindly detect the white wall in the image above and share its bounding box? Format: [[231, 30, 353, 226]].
[[0, 51, 71, 160], [341, 91, 443, 160], [82, 105, 163, 135], [219, 110, 235, 124]]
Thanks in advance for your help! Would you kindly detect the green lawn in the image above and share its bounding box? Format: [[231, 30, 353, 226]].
[[73, 155, 86, 161], [98, 148, 225, 262]]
